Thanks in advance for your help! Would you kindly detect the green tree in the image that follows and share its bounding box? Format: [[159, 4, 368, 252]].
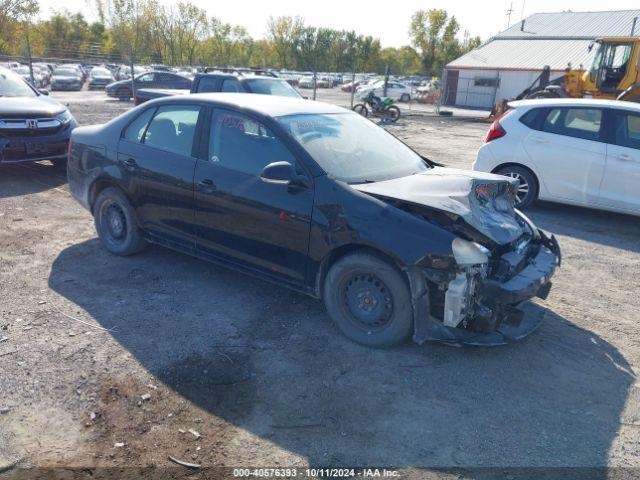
[[409, 9, 461, 75]]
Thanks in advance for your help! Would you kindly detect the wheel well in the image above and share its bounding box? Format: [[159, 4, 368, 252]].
[[315, 244, 409, 298], [88, 179, 127, 213], [491, 163, 539, 193]]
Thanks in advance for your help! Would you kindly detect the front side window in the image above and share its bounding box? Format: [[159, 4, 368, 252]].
[[542, 108, 602, 141], [143, 105, 200, 156], [209, 109, 296, 176], [137, 73, 156, 83], [123, 107, 156, 142], [278, 112, 430, 183], [613, 111, 640, 150]]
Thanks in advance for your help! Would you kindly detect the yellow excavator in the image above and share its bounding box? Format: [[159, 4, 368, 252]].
[[492, 36, 640, 116]]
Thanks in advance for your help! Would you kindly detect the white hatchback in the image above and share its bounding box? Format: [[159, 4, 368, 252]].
[[356, 80, 412, 102], [474, 99, 640, 215]]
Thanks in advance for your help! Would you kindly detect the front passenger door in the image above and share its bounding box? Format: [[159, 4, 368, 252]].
[[193, 108, 314, 283]]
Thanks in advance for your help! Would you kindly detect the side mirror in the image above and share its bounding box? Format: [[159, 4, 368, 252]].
[[39, 89, 49, 96], [260, 161, 309, 188], [261, 161, 295, 184]]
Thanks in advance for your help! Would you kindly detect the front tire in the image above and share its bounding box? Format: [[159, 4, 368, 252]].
[[323, 253, 413, 348], [495, 165, 538, 209], [400, 93, 410, 102], [94, 187, 147, 256]]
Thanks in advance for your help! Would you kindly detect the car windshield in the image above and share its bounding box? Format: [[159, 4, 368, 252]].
[[245, 79, 301, 98], [278, 113, 430, 183], [0, 69, 36, 97], [54, 69, 77, 76]]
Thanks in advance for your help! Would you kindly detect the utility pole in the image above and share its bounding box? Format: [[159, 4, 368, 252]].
[[506, 2, 514, 28], [24, 22, 35, 87]]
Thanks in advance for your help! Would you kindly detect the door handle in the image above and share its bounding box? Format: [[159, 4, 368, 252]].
[[122, 158, 137, 171], [617, 153, 632, 161], [198, 178, 216, 193]]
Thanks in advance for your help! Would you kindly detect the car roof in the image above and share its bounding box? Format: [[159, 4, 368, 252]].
[[158, 92, 349, 118], [510, 98, 640, 111]]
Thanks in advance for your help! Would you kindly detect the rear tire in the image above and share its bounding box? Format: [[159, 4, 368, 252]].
[[323, 253, 413, 348], [495, 165, 538, 209], [353, 104, 369, 117], [94, 187, 147, 256], [386, 105, 401, 122]]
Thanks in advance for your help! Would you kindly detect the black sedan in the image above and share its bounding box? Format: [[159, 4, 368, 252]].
[[105, 71, 192, 100], [68, 94, 560, 347], [0, 67, 77, 167]]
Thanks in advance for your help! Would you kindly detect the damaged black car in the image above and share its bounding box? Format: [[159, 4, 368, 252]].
[[68, 94, 560, 347]]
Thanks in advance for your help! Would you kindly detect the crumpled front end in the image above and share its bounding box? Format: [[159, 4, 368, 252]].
[[411, 228, 561, 347]]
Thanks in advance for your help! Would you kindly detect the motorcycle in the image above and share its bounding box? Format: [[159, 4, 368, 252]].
[[352, 91, 401, 122]]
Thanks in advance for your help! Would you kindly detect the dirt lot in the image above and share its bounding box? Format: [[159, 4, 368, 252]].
[[1, 89, 639, 478]]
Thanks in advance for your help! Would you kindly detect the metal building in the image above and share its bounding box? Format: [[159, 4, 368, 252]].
[[443, 9, 640, 109]]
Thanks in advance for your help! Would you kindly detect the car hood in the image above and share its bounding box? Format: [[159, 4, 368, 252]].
[[0, 96, 66, 117], [351, 167, 524, 245]]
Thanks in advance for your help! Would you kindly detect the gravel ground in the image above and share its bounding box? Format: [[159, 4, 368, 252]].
[[0, 89, 639, 478]]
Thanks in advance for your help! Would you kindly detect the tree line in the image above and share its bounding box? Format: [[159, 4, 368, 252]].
[[0, 0, 481, 76]]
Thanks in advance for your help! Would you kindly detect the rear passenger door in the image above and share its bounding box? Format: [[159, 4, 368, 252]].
[[522, 106, 606, 205], [599, 109, 640, 212], [117, 104, 203, 246], [193, 108, 314, 283]]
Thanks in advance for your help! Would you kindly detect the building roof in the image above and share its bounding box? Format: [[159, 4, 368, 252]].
[[447, 9, 640, 71], [447, 39, 594, 71], [498, 10, 640, 39]]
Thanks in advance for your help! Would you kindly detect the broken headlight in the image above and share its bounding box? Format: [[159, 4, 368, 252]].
[[452, 238, 489, 266]]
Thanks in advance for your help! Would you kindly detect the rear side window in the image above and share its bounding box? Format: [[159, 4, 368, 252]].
[[221, 79, 240, 92], [613, 111, 640, 149], [519, 108, 542, 129], [196, 76, 219, 93], [542, 107, 602, 141], [123, 108, 155, 142], [208, 109, 296, 176], [143, 105, 200, 156]]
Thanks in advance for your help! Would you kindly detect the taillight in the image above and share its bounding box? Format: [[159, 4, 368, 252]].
[[67, 138, 72, 155], [485, 119, 506, 143]]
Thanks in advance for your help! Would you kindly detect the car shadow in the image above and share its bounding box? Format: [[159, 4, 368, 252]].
[[48, 239, 636, 471], [0, 161, 67, 199], [526, 201, 640, 253]]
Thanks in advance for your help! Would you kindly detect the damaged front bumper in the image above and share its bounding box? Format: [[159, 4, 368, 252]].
[[409, 232, 561, 346]]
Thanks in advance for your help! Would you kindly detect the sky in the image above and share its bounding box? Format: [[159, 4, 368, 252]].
[[36, 0, 640, 48]]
